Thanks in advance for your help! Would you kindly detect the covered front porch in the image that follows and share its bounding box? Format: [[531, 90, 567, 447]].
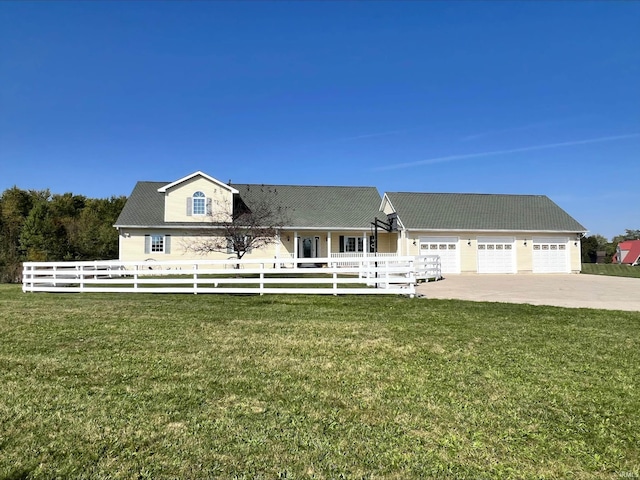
[[276, 230, 399, 264]]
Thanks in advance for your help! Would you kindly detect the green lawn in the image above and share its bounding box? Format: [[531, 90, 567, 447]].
[[582, 263, 640, 278], [1, 285, 639, 479]]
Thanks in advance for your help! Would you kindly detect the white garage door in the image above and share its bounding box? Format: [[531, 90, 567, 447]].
[[533, 238, 569, 273], [420, 237, 460, 274], [477, 237, 516, 273]]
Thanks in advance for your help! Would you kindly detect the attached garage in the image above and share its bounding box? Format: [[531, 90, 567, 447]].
[[532, 237, 569, 273], [420, 237, 460, 274], [477, 237, 516, 273], [382, 192, 586, 274]]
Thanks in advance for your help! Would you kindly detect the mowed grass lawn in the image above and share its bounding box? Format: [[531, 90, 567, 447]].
[[1, 285, 638, 479], [582, 263, 640, 278]]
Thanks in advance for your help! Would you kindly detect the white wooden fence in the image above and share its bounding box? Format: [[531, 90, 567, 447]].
[[414, 254, 442, 281], [22, 255, 441, 296]]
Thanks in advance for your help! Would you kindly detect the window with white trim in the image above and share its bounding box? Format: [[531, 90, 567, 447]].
[[144, 234, 171, 254], [340, 236, 365, 253], [151, 235, 164, 252], [193, 191, 206, 215], [187, 191, 213, 217]]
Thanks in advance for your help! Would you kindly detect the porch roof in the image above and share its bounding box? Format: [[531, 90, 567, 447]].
[[233, 184, 383, 229]]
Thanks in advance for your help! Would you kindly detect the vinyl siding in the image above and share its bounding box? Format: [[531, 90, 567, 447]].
[[118, 228, 295, 263], [164, 176, 234, 223]]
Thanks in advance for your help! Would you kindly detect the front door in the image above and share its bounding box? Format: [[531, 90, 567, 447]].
[[300, 236, 320, 259]]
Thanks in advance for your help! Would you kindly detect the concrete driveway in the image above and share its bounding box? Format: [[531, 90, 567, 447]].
[[416, 274, 640, 311]]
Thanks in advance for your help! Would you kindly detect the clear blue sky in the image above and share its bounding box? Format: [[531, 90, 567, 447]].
[[1, 1, 638, 240]]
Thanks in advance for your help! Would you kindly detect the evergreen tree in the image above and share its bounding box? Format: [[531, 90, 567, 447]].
[[0, 187, 37, 282], [19, 201, 60, 261]]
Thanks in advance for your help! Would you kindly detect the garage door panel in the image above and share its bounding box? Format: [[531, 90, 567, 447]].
[[477, 237, 515, 273], [533, 238, 569, 273], [420, 237, 460, 274]]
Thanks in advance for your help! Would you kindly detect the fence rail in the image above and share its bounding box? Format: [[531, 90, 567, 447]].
[[22, 255, 441, 296]]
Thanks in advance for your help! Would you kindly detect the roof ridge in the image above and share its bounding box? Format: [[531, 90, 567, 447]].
[[235, 183, 378, 189], [388, 192, 547, 197]]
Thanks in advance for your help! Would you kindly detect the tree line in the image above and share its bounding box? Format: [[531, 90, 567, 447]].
[[0, 187, 126, 283], [581, 229, 640, 264]]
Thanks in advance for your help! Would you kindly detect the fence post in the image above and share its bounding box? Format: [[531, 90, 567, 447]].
[[408, 258, 416, 298], [260, 262, 265, 295], [134, 264, 138, 290], [193, 263, 198, 294], [384, 259, 390, 289], [22, 264, 29, 292]]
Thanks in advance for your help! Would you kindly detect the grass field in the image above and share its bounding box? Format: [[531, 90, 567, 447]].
[[1, 285, 639, 479], [582, 263, 640, 278]]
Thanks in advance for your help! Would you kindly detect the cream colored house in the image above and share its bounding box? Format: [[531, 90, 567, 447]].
[[114, 171, 587, 273], [114, 171, 388, 265]]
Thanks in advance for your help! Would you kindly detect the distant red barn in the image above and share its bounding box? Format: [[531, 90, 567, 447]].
[[613, 240, 640, 265]]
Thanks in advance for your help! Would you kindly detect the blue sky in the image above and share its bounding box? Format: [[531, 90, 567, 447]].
[[1, 1, 638, 240]]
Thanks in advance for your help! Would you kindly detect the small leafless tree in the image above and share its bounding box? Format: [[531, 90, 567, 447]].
[[186, 186, 290, 264]]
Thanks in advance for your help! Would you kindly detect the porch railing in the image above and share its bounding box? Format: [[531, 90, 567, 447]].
[[329, 252, 400, 267]]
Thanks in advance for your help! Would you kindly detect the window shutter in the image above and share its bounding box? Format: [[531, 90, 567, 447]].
[[339, 235, 345, 253], [165, 235, 171, 254], [144, 235, 151, 254], [206, 198, 212, 215], [186, 197, 192, 216]]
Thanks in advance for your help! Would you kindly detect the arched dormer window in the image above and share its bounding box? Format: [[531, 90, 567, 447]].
[[192, 191, 206, 215]]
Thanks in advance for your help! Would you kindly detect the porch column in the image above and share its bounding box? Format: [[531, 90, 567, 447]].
[[363, 232, 368, 257], [327, 232, 332, 259], [404, 230, 411, 256], [293, 232, 299, 259], [275, 231, 281, 268]]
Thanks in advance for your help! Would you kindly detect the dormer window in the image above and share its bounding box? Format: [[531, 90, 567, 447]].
[[186, 191, 211, 216], [193, 191, 206, 215]]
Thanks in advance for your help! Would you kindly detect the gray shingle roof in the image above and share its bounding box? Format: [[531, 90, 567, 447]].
[[115, 182, 166, 226], [385, 192, 586, 232], [233, 184, 382, 229], [116, 179, 587, 233], [115, 181, 383, 229]]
